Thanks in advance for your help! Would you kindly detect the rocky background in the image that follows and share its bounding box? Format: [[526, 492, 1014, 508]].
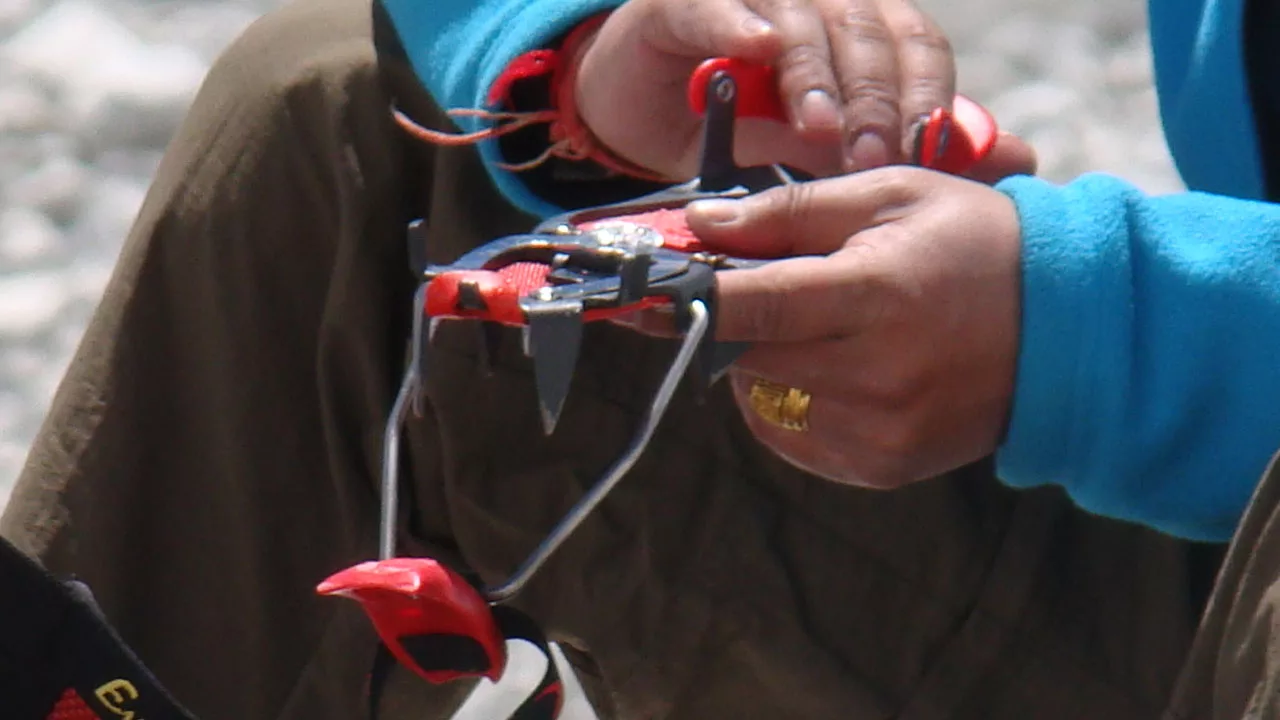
[[0, 0, 1182, 504]]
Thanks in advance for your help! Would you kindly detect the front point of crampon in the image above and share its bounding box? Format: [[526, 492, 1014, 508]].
[[317, 557, 506, 684]]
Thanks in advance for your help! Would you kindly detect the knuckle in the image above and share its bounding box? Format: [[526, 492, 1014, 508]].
[[762, 182, 819, 238], [861, 166, 919, 207], [746, 277, 791, 340], [902, 74, 952, 111], [752, 0, 802, 14], [839, 76, 901, 122], [832, 5, 894, 43], [895, 16, 952, 56], [777, 42, 838, 91]]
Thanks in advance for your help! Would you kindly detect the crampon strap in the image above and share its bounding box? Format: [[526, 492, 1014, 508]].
[[0, 534, 199, 720], [487, 209, 704, 299]]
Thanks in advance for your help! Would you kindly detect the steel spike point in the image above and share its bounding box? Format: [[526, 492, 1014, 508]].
[[524, 298, 584, 435], [407, 218, 430, 275]]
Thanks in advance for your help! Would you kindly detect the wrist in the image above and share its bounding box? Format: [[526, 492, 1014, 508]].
[[557, 16, 674, 182]]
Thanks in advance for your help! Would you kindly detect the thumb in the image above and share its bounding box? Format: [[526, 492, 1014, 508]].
[[685, 170, 913, 257]]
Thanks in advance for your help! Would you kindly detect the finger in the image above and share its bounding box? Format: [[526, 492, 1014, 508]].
[[962, 130, 1038, 184], [642, 0, 781, 62], [878, 0, 955, 155], [730, 117, 847, 178], [728, 369, 913, 488], [731, 338, 859, 394], [684, 168, 916, 257], [812, 0, 903, 171], [729, 367, 855, 483], [712, 254, 878, 342], [731, 337, 923, 411], [742, 0, 845, 138]]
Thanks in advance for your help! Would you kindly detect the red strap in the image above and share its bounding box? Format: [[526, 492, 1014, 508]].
[[487, 210, 705, 299], [495, 261, 554, 295], [542, 14, 671, 181], [487, 49, 560, 108], [579, 210, 705, 252], [395, 13, 671, 183]]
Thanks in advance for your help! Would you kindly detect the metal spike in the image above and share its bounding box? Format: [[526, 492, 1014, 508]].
[[484, 300, 711, 605], [407, 219, 430, 276], [524, 299, 584, 435]]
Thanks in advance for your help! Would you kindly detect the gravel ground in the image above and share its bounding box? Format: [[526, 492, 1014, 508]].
[[0, 0, 1182, 504]]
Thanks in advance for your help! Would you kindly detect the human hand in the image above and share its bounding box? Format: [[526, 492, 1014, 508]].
[[573, 0, 959, 181], [683, 167, 1024, 489]]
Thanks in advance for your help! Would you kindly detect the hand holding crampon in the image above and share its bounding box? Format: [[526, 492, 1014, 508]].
[[317, 55, 1008, 720]]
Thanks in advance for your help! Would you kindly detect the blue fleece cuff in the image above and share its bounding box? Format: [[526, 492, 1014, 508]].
[[993, 172, 1280, 542], [993, 174, 1125, 498], [380, 0, 626, 218]]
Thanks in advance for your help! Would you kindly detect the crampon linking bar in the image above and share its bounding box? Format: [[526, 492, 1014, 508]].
[[317, 58, 1000, 720]]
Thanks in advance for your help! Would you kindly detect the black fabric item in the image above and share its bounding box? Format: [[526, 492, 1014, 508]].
[[0, 534, 199, 720], [1243, 0, 1280, 200]]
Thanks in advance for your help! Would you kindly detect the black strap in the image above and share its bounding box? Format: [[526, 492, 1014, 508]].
[[1244, 0, 1280, 201], [0, 535, 200, 720]]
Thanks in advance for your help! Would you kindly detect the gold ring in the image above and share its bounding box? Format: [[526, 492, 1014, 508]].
[[747, 379, 812, 432]]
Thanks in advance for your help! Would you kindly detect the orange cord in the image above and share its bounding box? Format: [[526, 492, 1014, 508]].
[[393, 13, 671, 183]]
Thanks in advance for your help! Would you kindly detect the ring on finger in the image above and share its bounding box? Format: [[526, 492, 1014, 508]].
[[748, 378, 813, 432]]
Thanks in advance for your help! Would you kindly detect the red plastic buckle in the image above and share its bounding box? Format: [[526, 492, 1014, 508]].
[[317, 558, 506, 684]]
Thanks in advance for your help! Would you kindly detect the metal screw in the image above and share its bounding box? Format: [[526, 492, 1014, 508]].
[[715, 77, 735, 103]]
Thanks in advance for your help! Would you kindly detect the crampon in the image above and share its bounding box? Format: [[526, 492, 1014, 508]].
[[317, 57, 1000, 719]]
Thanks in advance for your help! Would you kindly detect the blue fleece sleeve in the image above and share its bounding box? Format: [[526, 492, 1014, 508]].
[[993, 173, 1280, 542], [378, 0, 626, 218]]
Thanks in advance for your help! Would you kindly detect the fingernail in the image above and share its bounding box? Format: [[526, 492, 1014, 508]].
[[741, 16, 773, 37], [797, 90, 841, 133], [847, 130, 890, 171], [687, 199, 741, 225]]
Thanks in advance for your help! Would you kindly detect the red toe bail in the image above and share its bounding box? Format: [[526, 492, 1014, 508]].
[[316, 558, 426, 597], [318, 557, 507, 684]]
